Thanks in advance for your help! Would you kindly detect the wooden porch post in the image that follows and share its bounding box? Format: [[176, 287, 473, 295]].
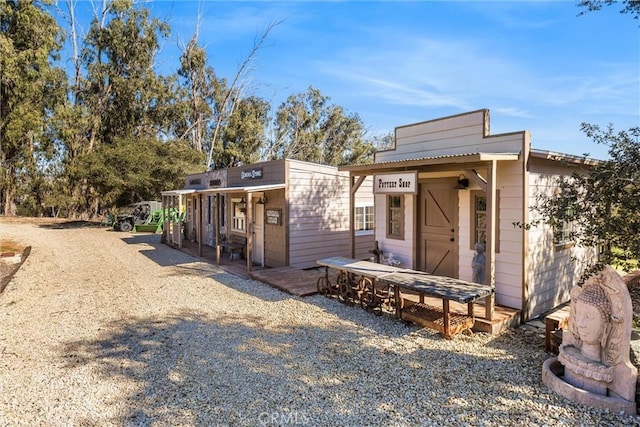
[[178, 194, 183, 249], [161, 196, 167, 243], [246, 192, 253, 273], [198, 193, 203, 257], [215, 193, 221, 265], [350, 175, 366, 258], [485, 160, 497, 320]]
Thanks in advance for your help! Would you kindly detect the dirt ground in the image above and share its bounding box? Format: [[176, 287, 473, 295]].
[[0, 217, 99, 292]]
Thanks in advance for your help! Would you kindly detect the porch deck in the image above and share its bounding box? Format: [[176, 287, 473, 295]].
[[170, 239, 520, 334]]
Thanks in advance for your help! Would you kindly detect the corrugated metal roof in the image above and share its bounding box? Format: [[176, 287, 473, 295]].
[[160, 189, 196, 196], [530, 149, 600, 165], [197, 183, 286, 194], [340, 152, 520, 173]]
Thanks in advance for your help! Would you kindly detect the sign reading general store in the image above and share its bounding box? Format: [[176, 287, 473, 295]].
[[373, 171, 418, 194], [240, 168, 263, 180]]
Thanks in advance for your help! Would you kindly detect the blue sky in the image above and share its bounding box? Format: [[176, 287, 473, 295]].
[[66, 1, 639, 160]]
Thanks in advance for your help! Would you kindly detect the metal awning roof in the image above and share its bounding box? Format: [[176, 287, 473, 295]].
[[530, 149, 600, 165], [161, 183, 285, 196], [339, 152, 520, 173], [161, 189, 197, 196], [197, 183, 286, 194]]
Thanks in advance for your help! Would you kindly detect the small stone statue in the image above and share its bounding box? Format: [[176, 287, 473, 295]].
[[471, 242, 485, 284]]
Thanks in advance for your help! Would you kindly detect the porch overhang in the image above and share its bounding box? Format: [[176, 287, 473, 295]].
[[160, 189, 197, 196], [339, 152, 520, 175], [196, 183, 286, 194]]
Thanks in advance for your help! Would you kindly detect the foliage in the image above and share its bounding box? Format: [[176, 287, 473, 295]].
[[79, 0, 171, 146], [578, 0, 640, 20], [215, 96, 270, 168], [1, 1, 384, 218], [56, 0, 192, 217], [266, 86, 376, 166], [0, 0, 66, 216], [176, 36, 222, 153], [535, 124, 640, 273], [74, 137, 203, 208]]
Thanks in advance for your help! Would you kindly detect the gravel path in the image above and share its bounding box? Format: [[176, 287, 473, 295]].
[[0, 219, 637, 426]]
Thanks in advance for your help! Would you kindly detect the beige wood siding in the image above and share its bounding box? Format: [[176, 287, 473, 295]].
[[378, 110, 524, 163], [263, 189, 287, 267], [456, 160, 524, 310], [286, 160, 354, 269], [526, 158, 598, 318], [355, 234, 375, 260], [354, 176, 375, 259], [373, 193, 415, 269]]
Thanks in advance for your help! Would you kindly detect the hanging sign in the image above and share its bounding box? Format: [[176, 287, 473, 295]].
[[373, 171, 418, 194]]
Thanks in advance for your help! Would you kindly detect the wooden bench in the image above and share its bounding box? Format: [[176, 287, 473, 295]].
[[221, 235, 247, 259], [545, 305, 571, 354]]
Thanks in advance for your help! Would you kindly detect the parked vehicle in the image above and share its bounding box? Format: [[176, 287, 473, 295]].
[[113, 201, 162, 232]]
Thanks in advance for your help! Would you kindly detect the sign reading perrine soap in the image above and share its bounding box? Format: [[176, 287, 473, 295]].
[[373, 171, 418, 194]]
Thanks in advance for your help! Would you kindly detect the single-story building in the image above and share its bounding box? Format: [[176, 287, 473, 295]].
[[162, 159, 374, 272], [340, 109, 598, 322], [161, 169, 227, 250]]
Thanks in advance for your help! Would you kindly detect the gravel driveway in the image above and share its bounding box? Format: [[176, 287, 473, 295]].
[[0, 219, 637, 426]]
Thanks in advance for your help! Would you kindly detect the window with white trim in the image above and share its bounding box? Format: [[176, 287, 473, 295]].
[[470, 191, 500, 253], [232, 199, 246, 232], [355, 204, 374, 235], [387, 195, 404, 239], [554, 206, 575, 248]]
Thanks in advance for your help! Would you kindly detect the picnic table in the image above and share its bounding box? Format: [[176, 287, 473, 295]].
[[316, 256, 494, 338]]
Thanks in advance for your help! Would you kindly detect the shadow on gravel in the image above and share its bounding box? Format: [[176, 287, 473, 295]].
[[58, 310, 590, 426], [120, 234, 289, 304], [121, 234, 199, 268], [38, 220, 105, 229]]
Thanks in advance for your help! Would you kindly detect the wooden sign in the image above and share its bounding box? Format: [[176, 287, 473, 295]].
[[266, 208, 282, 225], [373, 171, 418, 194]]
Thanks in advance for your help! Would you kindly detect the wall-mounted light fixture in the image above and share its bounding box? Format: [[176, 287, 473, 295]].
[[454, 174, 469, 190], [237, 197, 247, 209], [256, 196, 267, 204]]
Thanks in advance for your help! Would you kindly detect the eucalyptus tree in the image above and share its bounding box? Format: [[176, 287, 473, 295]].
[[176, 35, 223, 154], [79, 0, 170, 146], [204, 21, 280, 170], [0, 0, 66, 216], [59, 0, 185, 215], [214, 96, 270, 169], [266, 86, 376, 166]]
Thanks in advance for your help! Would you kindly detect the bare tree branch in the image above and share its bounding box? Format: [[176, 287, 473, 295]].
[[206, 20, 282, 169]]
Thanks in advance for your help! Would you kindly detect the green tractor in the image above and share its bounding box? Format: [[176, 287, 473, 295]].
[[113, 201, 163, 233]]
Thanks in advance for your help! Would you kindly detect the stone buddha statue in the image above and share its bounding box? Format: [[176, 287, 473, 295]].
[[572, 283, 612, 363], [557, 265, 637, 403]]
